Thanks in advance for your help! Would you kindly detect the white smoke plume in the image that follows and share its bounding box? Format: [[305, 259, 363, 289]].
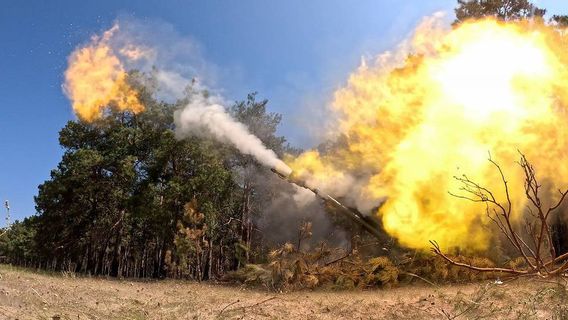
[[174, 96, 292, 176]]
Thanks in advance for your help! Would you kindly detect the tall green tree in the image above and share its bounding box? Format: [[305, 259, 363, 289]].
[[0, 216, 38, 266], [454, 0, 545, 24], [551, 15, 568, 27], [31, 81, 246, 278], [228, 93, 293, 264]]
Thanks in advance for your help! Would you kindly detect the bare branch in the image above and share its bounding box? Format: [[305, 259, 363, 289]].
[[429, 240, 526, 275], [548, 189, 568, 213], [441, 152, 568, 276], [488, 152, 512, 217]]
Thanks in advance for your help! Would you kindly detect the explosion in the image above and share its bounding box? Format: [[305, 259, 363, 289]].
[[289, 17, 568, 250], [63, 24, 144, 122]]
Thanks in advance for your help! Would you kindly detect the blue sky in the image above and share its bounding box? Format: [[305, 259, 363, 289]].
[[1, 0, 567, 224]]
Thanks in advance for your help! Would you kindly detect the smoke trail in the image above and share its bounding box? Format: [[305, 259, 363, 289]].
[[174, 96, 292, 175]]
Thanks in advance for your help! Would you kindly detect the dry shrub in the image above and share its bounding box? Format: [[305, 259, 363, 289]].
[[227, 244, 509, 289], [402, 251, 500, 284], [403, 252, 449, 282], [506, 256, 537, 271], [224, 264, 273, 288], [165, 199, 210, 279], [227, 242, 400, 290], [268, 242, 328, 290], [447, 256, 497, 281], [365, 257, 399, 288], [226, 238, 516, 290]]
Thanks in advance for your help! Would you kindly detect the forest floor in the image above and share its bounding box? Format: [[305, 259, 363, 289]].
[[0, 264, 568, 320]]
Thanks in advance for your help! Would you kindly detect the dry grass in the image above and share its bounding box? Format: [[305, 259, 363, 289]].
[[0, 264, 568, 319]]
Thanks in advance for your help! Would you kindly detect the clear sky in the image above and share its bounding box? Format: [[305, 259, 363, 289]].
[[1, 0, 567, 224]]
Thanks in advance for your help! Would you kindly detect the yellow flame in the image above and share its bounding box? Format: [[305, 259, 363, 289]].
[[290, 18, 568, 250], [286, 151, 347, 190], [63, 25, 144, 122]]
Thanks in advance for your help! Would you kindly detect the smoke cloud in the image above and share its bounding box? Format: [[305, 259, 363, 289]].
[[174, 96, 292, 175]]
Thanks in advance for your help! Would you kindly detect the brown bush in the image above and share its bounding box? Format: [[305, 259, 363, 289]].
[[402, 251, 501, 284], [227, 242, 401, 290], [365, 257, 399, 288]]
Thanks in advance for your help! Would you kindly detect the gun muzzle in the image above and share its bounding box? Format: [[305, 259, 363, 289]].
[[270, 168, 289, 180], [271, 162, 292, 178]]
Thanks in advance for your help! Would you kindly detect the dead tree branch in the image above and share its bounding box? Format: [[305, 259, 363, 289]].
[[434, 152, 568, 278], [429, 241, 526, 275]]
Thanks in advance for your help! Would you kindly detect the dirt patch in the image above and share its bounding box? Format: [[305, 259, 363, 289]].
[[0, 264, 567, 319]]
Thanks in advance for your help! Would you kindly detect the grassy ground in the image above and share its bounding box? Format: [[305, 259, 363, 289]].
[[0, 264, 568, 319]]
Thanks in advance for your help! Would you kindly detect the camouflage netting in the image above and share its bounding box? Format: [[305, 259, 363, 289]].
[[226, 242, 507, 290]]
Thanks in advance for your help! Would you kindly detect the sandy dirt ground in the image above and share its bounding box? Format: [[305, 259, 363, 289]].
[[0, 264, 567, 319]]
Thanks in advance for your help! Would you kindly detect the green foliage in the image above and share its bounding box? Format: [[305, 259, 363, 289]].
[[551, 15, 568, 27], [454, 0, 546, 25], [0, 217, 38, 264]]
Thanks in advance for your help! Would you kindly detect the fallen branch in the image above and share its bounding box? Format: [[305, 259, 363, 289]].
[[243, 296, 277, 309], [401, 271, 439, 287], [31, 287, 49, 305], [429, 240, 526, 275], [224, 296, 277, 315], [324, 253, 351, 266], [438, 153, 568, 278], [219, 299, 240, 316]]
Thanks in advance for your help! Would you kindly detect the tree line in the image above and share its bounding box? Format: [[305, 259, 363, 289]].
[[0, 82, 304, 279]]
